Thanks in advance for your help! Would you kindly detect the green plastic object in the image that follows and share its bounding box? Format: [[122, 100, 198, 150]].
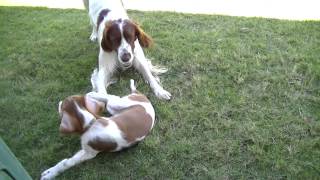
[[0, 137, 32, 180]]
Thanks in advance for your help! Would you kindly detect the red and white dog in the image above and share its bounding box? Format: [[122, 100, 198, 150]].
[[40, 80, 155, 179], [84, 0, 171, 100]]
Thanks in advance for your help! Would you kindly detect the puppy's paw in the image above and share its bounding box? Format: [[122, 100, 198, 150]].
[[154, 88, 171, 100], [40, 167, 57, 180]]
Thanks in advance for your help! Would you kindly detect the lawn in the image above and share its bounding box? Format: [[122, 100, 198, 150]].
[[0, 6, 319, 179]]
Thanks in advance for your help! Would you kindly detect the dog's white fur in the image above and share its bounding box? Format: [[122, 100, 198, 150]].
[[40, 80, 155, 180], [85, 0, 171, 100]]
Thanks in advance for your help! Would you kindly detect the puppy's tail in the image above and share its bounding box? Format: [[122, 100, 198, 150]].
[[130, 79, 138, 93]]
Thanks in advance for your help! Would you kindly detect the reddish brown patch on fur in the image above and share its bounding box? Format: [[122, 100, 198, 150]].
[[111, 105, 152, 143], [88, 137, 117, 152], [59, 95, 105, 134], [101, 21, 121, 52], [97, 118, 109, 126], [59, 96, 86, 134], [128, 94, 149, 103], [123, 20, 153, 49], [101, 20, 153, 52], [123, 20, 136, 51], [84, 95, 105, 117], [97, 9, 110, 31], [135, 24, 153, 48]]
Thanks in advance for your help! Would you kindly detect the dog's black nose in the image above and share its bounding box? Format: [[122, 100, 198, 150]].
[[121, 52, 131, 62]]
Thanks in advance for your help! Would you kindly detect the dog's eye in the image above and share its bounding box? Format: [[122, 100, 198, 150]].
[[124, 31, 135, 42], [109, 36, 118, 42], [108, 34, 121, 48]]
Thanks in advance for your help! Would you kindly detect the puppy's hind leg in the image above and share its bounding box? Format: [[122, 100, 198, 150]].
[[106, 80, 145, 114], [87, 91, 120, 105], [87, 92, 124, 115]]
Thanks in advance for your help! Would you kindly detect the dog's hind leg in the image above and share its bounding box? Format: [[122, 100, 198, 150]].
[[41, 150, 97, 180], [82, 0, 89, 10], [89, 19, 98, 42]]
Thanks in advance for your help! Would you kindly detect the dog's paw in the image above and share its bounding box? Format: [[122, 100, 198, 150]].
[[40, 167, 57, 180], [89, 33, 98, 42], [154, 88, 171, 100]]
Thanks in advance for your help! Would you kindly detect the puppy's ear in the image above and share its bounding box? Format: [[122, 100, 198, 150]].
[[134, 23, 153, 48], [58, 101, 62, 114], [59, 98, 83, 134], [59, 114, 76, 134], [101, 22, 113, 52]]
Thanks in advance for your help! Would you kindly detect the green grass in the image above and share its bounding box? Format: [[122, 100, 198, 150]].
[[0, 6, 320, 179]]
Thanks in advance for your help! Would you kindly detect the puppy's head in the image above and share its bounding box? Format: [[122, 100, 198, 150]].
[[101, 19, 153, 69], [58, 95, 105, 134]]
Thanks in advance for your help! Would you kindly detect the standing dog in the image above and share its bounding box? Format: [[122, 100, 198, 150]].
[[84, 0, 171, 100], [41, 80, 155, 180]]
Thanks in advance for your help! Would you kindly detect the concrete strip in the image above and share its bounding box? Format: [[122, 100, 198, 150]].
[[0, 0, 319, 20]]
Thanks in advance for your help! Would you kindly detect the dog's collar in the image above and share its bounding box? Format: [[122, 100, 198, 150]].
[[83, 118, 96, 132]]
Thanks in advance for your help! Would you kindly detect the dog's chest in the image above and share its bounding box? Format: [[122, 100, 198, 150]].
[[98, 52, 133, 71]]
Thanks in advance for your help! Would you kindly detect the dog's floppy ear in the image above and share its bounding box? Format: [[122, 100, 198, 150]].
[[101, 22, 113, 52], [58, 98, 84, 134], [134, 22, 153, 48]]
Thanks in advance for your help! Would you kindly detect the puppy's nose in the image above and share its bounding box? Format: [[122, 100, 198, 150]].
[[121, 52, 131, 62]]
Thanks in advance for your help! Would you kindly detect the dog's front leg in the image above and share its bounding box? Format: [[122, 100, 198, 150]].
[[95, 68, 108, 95], [91, 68, 109, 94], [94, 51, 118, 94], [133, 45, 171, 100], [40, 150, 97, 180]]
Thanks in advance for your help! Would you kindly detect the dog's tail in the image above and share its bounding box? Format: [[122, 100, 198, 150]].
[[83, 0, 89, 10], [147, 59, 168, 83], [130, 79, 139, 93]]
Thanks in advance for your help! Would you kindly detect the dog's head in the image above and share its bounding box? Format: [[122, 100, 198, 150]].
[[101, 19, 153, 68], [58, 95, 105, 134]]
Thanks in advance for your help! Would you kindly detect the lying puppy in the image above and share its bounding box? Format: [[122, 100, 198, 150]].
[[41, 80, 155, 180], [83, 0, 171, 100]]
